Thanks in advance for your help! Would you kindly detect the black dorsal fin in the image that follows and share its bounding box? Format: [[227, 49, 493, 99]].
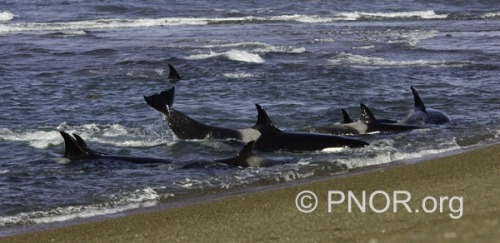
[[216, 141, 255, 167], [341, 109, 353, 124], [235, 141, 255, 166], [253, 104, 281, 134], [144, 87, 175, 112], [167, 64, 181, 82], [60, 131, 86, 158], [411, 86, 426, 112], [360, 103, 378, 124]]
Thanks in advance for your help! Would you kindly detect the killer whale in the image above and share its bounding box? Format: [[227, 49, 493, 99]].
[[252, 104, 369, 152], [167, 64, 181, 82], [214, 141, 284, 167], [341, 108, 397, 124], [60, 131, 174, 164], [144, 87, 260, 143], [401, 86, 450, 125], [59, 131, 267, 167], [310, 104, 422, 135]]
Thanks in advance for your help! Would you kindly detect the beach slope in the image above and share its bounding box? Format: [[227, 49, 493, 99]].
[[2, 144, 499, 242]]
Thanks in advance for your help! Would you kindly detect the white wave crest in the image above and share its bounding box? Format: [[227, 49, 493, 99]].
[[336, 10, 448, 20], [222, 72, 257, 79], [0, 123, 167, 149], [0, 128, 61, 149], [0, 11, 15, 22], [340, 145, 461, 169], [329, 52, 464, 68], [482, 12, 500, 18], [185, 49, 264, 63], [202, 41, 305, 54], [0, 187, 169, 227], [0, 11, 450, 34]]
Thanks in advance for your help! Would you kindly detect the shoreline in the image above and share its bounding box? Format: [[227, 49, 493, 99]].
[[1, 143, 499, 242]]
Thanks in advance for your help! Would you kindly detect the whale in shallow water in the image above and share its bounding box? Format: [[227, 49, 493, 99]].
[[59, 131, 174, 164], [144, 87, 260, 143], [401, 86, 450, 125], [252, 104, 369, 152], [59, 131, 271, 167], [309, 104, 423, 135], [214, 141, 286, 167]]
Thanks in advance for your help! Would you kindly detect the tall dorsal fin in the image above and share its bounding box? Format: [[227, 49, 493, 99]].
[[411, 86, 426, 112], [253, 104, 281, 134], [216, 141, 256, 167], [60, 131, 87, 158], [167, 64, 181, 82], [360, 103, 378, 124], [72, 133, 90, 150], [341, 109, 353, 124], [143, 86, 175, 112], [73, 133, 101, 156], [234, 141, 256, 167]]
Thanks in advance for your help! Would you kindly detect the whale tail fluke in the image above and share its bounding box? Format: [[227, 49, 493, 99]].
[[144, 87, 175, 113], [167, 64, 181, 82]]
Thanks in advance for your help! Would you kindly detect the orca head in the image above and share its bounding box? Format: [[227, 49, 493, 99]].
[[359, 103, 378, 124], [252, 104, 281, 135], [167, 64, 181, 82]]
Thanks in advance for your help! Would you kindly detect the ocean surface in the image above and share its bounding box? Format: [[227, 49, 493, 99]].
[[1, 0, 499, 234]]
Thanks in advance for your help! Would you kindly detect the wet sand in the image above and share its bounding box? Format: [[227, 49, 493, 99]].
[[2, 143, 499, 242]]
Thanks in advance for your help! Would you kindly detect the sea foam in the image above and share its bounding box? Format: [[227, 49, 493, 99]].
[[0, 11, 15, 22]]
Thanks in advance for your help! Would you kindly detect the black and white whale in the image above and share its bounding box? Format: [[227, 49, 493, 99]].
[[215, 141, 287, 167], [309, 104, 422, 135], [167, 64, 181, 82], [144, 88, 368, 151], [59, 131, 270, 167], [401, 86, 450, 125], [144, 87, 260, 143], [59, 131, 174, 164], [341, 108, 397, 124], [252, 104, 369, 152]]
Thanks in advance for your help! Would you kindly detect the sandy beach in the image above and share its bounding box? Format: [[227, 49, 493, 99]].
[[2, 143, 499, 242]]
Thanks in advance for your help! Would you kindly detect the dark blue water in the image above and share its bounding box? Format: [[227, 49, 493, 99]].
[[1, 0, 499, 232]]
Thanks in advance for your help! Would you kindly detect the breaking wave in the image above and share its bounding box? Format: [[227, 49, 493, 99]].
[[0, 10, 466, 34], [0, 122, 167, 149], [329, 52, 467, 68], [0, 187, 170, 228], [185, 49, 265, 63]]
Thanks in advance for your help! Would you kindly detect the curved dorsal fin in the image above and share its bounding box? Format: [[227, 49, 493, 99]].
[[253, 104, 281, 134], [72, 133, 89, 150], [341, 109, 353, 124], [360, 103, 377, 124], [237, 141, 255, 163], [411, 86, 426, 111], [60, 131, 86, 158], [167, 64, 181, 82], [216, 141, 255, 167]]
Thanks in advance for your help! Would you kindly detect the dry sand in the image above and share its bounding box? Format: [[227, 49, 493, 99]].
[[1, 143, 499, 242]]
